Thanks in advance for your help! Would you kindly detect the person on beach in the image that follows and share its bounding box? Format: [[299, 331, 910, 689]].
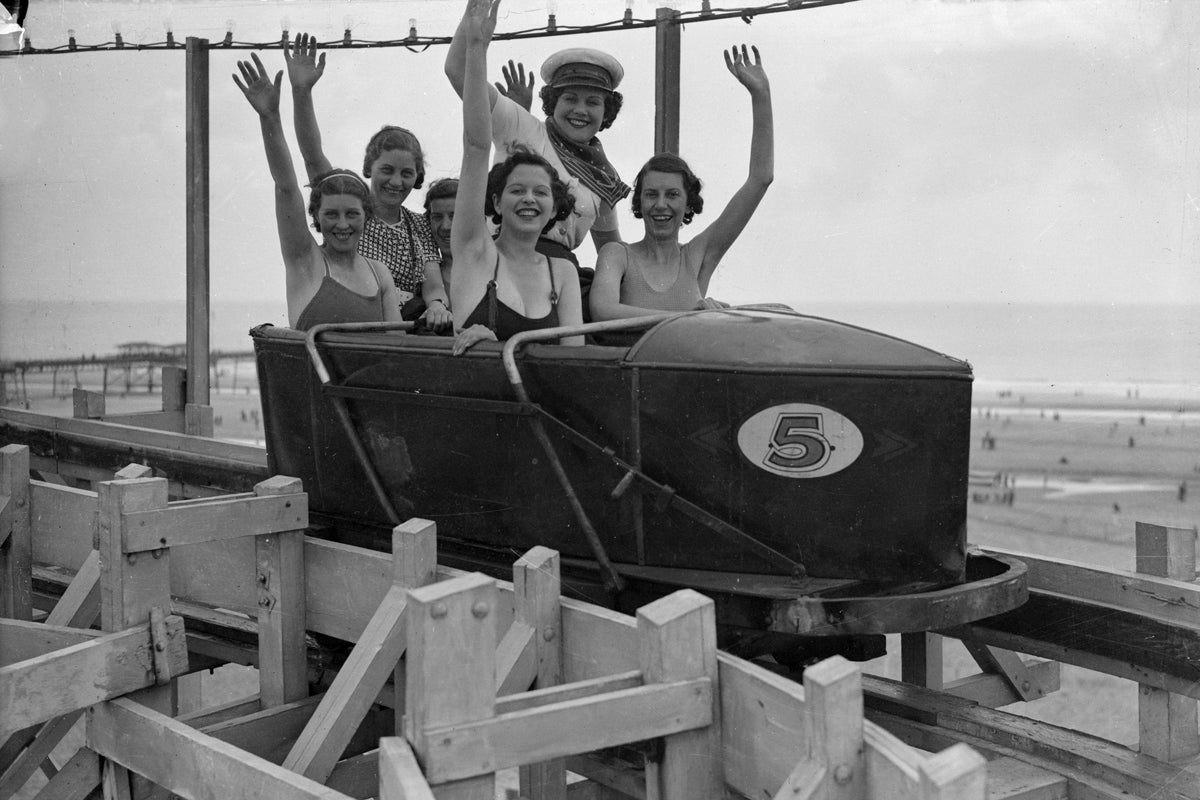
[[233, 54, 401, 331], [589, 45, 774, 322], [445, 13, 630, 320], [449, 0, 584, 356], [284, 35, 451, 332]]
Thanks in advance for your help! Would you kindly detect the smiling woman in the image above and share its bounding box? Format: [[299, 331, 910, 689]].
[[232, 52, 402, 330], [447, 0, 584, 355]]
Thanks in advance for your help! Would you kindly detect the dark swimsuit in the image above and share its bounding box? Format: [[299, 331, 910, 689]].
[[461, 254, 560, 340], [294, 255, 387, 331]]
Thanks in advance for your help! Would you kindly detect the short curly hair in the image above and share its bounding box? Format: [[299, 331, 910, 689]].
[[485, 150, 575, 235], [539, 86, 623, 132], [307, 169, 373, 233], [361, 126, 426, 189], [423, 177, 460, 215], [631, 153, 704, 225]]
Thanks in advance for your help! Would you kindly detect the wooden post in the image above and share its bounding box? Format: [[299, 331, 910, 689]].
[[72, 388, 105, 420], [901, 632, 944, 690], [254, 476, 308, 707], [917, 743, 987, 800], [185, 36, 212, 433], [393, 519, 438, 732], [514, 547, 566, 800], [636, 589, 721, 800], [0, 444, 32, 620], [654, 7, 681, 155], [1136, 522, 1200, 762], [406, 573, 497, 800], [804, 656, 864, 800]]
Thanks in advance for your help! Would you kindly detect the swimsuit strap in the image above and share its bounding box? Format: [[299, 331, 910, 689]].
[[320, 252, 333, 277], [487, 252, 500, 332], [546, 255, 558, 306]]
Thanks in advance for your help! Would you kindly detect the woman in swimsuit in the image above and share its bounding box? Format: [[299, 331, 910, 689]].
[[450, 0, 584, 356], [284, 35, 451, 332], [589, 45, 774, 321], [233, 54, 401, 330]]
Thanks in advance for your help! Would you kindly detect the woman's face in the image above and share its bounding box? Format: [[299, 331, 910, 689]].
[[318, 194, 366, 253], [495, 164, 555, 234], [552, 86, 608, 144], [428, 197, 455, 257], [367, 149, 419, 213], [638, 171, 688, 238]]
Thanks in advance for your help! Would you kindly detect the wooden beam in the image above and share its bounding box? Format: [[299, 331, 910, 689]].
[[254, 476, 308, 707], [29, 480, 97, 572], [513, 545, 566, 800], [943, 657, 1060, 708], [1135, 522, 1199, 763], [636, 589, 722, 800], [770, 759, 826, 800], [87, 697, 355, 800], [0, 444, 32, 620], [901, 632, 943, 690], [0, 710, 82, 798], [0, 617, 102, 666], [185, 36, 211, 413], [45, 548, 102, 628], [653, 7, 681, 155], [917, 743, 987, 800], [496, 670, 642, 716], [804, 656, 865, 800], [0, 616, 187, 738], [121, 491, 307, 552], [420, 679, 711, 784], [959, 642, 1048, 702], [379, 737, 436, 800], [30, 746, 100, 800], [405, 573, 497, 800], [495, 621, 536, 696]]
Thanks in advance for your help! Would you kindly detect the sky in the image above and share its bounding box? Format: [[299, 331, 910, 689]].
[[1, 0, 1199, 308]]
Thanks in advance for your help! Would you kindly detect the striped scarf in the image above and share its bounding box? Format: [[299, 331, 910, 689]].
[[544, 118, 631, 209]]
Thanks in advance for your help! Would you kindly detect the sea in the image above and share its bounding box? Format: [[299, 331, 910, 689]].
[[2, 298, 1198, 402]]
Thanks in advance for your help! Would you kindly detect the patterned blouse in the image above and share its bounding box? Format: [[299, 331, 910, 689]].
[[358, 209, 439, 297]]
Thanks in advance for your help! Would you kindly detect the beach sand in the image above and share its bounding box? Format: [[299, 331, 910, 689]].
[[5, 367, 1198, 769]]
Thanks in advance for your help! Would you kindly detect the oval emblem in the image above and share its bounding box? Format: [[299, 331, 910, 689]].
[[737, 403, 864, 479]]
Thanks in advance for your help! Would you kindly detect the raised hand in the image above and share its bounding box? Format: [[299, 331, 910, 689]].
[[464, 0, 501, 46], [284, 33, 326, 92], [233, 53, 282, 117], [724, 44, 769, 97], [494, 59, 534, 111]]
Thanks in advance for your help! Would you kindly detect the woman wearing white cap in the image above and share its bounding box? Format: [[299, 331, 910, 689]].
[[445, 9, 630, 278], [589, 45, 774, 324]]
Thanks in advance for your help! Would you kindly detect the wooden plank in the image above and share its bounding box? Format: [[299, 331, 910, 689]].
[[284, 522, 436, 783], [45, 548, 102, 628], [30, 746, 100, 800], [804, 656, 864, 800], [863, 723, 922, 800], [496, 670, 642, 716], [405, 573, 497, 800], [325, 749, 378, 798], [176, 694, 262, 728], [944, 658, 1061, 708], [901, 632, 944, 690], [97, 477, 171, 632], [102, 758, 133, 800], [1, 444, 33, 620], [29, 480, 98, 572], [254, 476, 308, 707], [984, 757, 1068, 800], [0, 617, 102, 666], [564, 754, 646, 800], [513, 545, 566, 800], [379, 737, 436, 800], [0, 615, 187, 737], [1135, 522, 1199, 763], [947, 591, 1200, 699], [770, 759, 826, 800], [980, 546, 1200, 631], [122, 492, 307, 552], [495, 621, 536, 696], [960, 642, 1047, 702], [99, 410, 186, 433], [282, 583, 409, 782], [87, 696, 355, 800], [864, 674, 1199, 800], [636, 589, 722, 800], [304, 537, 394, 642], [392, 519, 438, 732], [420, 679, 711, 784], [0, 710, 82, 798], [917, 743, 986, 800], [560, 597, 637, 681]]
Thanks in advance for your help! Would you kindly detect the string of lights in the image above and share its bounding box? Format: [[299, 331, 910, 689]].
[[2, 0, 858, 57]]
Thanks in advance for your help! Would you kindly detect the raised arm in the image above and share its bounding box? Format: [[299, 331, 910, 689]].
[[494, 59, 534, 111], [445, 3, 501, 109], [692, 45, 774, 291], [284, 33, 334, 182], [233, 54, 313, 267]]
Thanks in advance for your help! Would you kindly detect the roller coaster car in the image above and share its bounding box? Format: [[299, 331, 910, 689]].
[[251, 308, 1025, 663]]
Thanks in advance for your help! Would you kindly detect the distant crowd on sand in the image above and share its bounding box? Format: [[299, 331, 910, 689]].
[[233, 0, 773, 354]]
